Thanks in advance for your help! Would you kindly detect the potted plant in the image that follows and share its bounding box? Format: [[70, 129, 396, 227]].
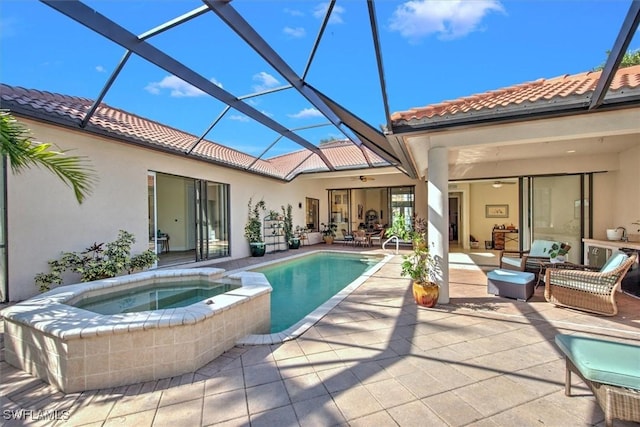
[[385, 214, 411, 242], [409, 216, 427, 249], [245, 198, 267, 257], [321, 222, 337, 244], [295, 225, 308, 246], [281, 204, 300, 249], [401, 238, 439, 307], [267, 209, 280, 221], [546, 242, 570, 262]]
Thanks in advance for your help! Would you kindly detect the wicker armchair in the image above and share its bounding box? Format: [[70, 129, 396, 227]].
[[544, 252, 637, 316]]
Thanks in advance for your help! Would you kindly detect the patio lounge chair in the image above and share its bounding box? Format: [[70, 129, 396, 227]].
[[555, 334, 640, 427], [500, 239, 570, 274], [544, 251, 637, 316]]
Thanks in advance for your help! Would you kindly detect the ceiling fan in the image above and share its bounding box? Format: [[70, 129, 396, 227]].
[[491, 180, 516, 188]]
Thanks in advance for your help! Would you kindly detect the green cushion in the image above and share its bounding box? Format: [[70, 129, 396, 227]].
[[555, 334, 640, 390], [599, 252, 628, 274]]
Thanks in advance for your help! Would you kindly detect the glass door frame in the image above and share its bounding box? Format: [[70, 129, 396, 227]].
[[147, 171, 159, 268], [195, 179, 209, 261]]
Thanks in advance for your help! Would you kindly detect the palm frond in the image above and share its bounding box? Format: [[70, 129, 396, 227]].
[[0, 111, 96, 203]]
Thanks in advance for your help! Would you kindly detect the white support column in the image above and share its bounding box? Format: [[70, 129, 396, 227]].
[[427, 146, 449, 303]]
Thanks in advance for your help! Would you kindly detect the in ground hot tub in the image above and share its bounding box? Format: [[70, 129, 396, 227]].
[[1, 268, 271, 392]]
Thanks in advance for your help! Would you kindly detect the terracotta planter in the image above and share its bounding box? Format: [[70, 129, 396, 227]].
[[324, 236, 334, 245], [412, 281, 439, 307]]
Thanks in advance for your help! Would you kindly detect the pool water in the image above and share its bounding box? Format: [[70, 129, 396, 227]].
[[74, 280, 238, 315], [253, 252, 381, 332]]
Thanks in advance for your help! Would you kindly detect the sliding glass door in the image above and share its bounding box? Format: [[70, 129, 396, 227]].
[[151, 172, 229, 266], [524, 174, 590, 264], [327, 186, 415, 240], [390, 186, 415, 231], [195, 180, 229, 261]]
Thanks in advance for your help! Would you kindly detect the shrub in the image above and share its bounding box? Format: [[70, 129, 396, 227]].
[[244, 198, 266, 244], [35, 230, 158, 292]]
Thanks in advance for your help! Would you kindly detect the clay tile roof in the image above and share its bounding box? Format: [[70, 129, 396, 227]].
[[0, 84, 390, 180], [391, 65, 640, 126], [269, 140, 390, 178]]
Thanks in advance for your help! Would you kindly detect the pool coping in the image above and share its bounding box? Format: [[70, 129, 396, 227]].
[[230, 250, 394, 345], [1, 268, 272, 339]]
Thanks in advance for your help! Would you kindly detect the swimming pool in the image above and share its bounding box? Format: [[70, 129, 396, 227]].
[[238, 250, 391, 344], [255, 252, 381, 332]]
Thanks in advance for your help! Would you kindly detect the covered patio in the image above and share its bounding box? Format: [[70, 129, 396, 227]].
[[1, 245, 638, 426]]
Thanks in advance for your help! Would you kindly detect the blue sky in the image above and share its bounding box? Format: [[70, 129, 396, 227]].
[[1, 0, 637, 157]]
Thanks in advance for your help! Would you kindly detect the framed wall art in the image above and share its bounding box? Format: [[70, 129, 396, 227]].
[[485, 204, 509, 218]]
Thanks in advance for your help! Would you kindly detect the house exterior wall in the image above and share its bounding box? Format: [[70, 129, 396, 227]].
[[5, 119, 317, 301], [5, 116, 638, 302], [589, 144, 640, 242]]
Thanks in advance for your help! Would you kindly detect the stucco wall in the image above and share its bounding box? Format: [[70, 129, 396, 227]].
[[5, 119, 312, 300]]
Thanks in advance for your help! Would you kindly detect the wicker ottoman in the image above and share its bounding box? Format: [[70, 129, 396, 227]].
[[487, 269, 535, 301]]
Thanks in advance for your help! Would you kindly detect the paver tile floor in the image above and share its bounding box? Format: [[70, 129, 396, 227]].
[[1, 245, 639, 426]]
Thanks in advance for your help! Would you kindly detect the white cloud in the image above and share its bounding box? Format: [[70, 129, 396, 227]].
[[313, 3, 345, 24], [252, 72, 280, 92], [389, 0, 504, 42], [229, 114, 250, 122], [284, 8, 304, 17], [145, 75, 223, 97], [95, 65, 106, 73], [283, 26, 306, 38], [288, 108, 323, 119]]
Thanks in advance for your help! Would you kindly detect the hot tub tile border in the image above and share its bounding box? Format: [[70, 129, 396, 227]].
[[1, 268, 272, 393]]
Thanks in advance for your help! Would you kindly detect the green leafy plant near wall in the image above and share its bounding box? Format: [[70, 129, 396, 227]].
[[244, 198, 266, 244], [34, 230, 158, 292], [281, 204, 293, 242]]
